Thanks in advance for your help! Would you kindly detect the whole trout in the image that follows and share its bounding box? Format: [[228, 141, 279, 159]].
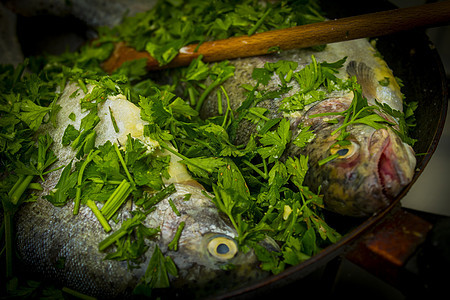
[[14, 82, 265, 298], [200, 39, 416, 217]]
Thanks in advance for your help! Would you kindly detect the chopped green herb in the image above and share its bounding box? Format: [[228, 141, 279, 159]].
[[109, 106, 120, 133], [86, 199, 112, 232], [168, 198, 181, 217], [134, 245, 178, 296], [168, 221, 186, 251], [100, 179, 132, 220]]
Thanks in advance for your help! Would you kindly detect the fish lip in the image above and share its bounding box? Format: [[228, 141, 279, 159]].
[[368, 128, 391, 201], [375, 133, 407, 199], [376, 140, 392, 199]]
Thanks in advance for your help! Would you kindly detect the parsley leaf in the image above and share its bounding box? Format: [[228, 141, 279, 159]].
[[257, 118, 291, 163], [292, 124, 315, 149], [44, 162, 77, 207], [134, 245, 178, 296], [17, 100, 53, 132]]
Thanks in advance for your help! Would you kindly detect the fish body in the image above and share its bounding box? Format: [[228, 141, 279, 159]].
[[200, 39, 416, 217], [14, 82, 263, 298]]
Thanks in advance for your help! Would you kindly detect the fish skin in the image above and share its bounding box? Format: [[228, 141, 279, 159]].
[[200, 39, 416, 217], [14, 82, 264, 298]]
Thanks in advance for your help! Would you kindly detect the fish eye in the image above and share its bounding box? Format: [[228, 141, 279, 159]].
[[207, 235, 238, 260], [330, 141, 359, 159]]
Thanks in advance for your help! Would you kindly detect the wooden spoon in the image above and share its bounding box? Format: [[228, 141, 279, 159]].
[[102, 1, 450, 73]]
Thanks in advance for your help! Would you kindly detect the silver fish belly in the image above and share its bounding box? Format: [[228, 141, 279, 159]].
[[200, 39, 416, 217], [15, 82, 263, 298]]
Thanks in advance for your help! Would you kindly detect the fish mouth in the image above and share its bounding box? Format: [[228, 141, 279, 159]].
[[377, 139, 396, 198], [376, 134, 411, 199]]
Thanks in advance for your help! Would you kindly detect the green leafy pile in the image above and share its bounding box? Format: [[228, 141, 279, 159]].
[[0, 60, 62, 289], [106, 0, 324, 65], [142, 56, 344, 273]]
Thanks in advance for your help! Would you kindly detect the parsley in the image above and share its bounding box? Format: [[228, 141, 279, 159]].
[[0, 60, 66, 283], [257, 118, 291, 163], [376, 100, 418, 146], [167, 221, 186, 251], [279, 56, 347, 113], [100, 179, 133, 220], [111, 0, 325, 66], [18, 99, 56, 132], [293, 124, 316, 149], [99, 210, 160, 268], [134, 245, 178, 297], [44, 161, 77, 207]]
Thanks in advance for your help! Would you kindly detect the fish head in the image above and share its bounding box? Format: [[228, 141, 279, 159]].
[[296, 97, 416, 217], [151, 183, 269, 295]]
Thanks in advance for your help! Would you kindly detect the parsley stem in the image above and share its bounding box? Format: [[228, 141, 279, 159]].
[[74, 187, 82, 215], [86, 200, 111, 232], [195, 69, 234, 112], [88, 178, 122, 185], [77, 79, 88, 94], [109, 106, 120, 133], [98, 229, 128, 252], [168, 221, 185, 251], [8, 176, 24, 199], [318, 153, 340, 166], [139, 183, 176, 211], [247, 7, 272, 36], [168, 198, 180, 216], [114, 143, 135, 188], [160, 142, 208, 174], [242, 160, 268, 179], [98, 213, 148, 252], [101, 179, 132, 220], [194, 138, 216, 153], [74, 149, 99, 215], [285, 69, 294, 83], [42, 165, 64, 176], [196, 79, 221, 112], [248, 108, 270, 121], [188, 87, 197, 106], [220, 85, 233, 128], [263, 158, 268, 176], [8, 175, 34, 205], [258, 205, 274, 225]]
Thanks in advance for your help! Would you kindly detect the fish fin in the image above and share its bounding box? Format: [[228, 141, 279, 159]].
[[346, 61, 377, 100]]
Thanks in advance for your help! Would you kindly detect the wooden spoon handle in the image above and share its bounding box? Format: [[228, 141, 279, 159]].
[[102, 1, 450, 73]]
